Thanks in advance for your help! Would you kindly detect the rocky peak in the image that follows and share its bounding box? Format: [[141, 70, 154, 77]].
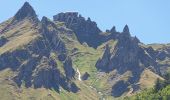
[[95, 32, 161, 96], [123, 25, 130, 33], [53, 12, 102, 48], [40, 17, 67, 54], [41, 16, 56, 28], [133, 36, 140, 43], [122, 25, 131, 38], [14, 2, 37, 21], [53, 12, 78, 23], [96, 25, 160, 74], [110, 26, 116, 33], [41, 16, 48, 25]]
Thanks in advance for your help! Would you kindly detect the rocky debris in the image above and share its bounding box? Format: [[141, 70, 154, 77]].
[[53, 12, 103, 48], [81, 72, 90, 80], [14, 2, 37, 21]]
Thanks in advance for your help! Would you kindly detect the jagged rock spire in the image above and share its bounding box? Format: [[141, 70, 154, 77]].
[[41, 16, 48, 25], [110, 26, 116, 33], [133, 36, 140, 43], [122, 25, 131, 38], [123, 25, 130, 33], [14, 2, 37, 20], [96, 44, 111, 72]]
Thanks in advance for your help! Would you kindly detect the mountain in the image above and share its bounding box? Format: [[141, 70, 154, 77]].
[[0, 2, 170, 100]]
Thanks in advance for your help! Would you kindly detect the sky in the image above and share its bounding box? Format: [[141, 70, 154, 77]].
[[0, 0, 170, 44]]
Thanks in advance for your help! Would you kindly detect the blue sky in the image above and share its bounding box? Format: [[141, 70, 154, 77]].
[[0, 0, 170, 44]]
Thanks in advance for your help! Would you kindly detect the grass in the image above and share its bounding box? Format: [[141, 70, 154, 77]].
[[0, 19, 39, 55], [0, 68, 99, 100], [138, 69, 164, 89]]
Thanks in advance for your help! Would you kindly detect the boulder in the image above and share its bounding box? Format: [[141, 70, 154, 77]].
[[81, 72, 90, 80]]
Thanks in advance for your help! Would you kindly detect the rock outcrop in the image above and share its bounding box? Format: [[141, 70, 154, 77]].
[[96, 25, 159, 74], [111, 80, 129, 97], [64, 57, 75, 80], [53, 12, 122, 48], [81, 72, 90, 80], [14, 2, 37, 21], [41, 16, 66, 54], [96, 25, 161, 96], [53, 12, 103, 48]]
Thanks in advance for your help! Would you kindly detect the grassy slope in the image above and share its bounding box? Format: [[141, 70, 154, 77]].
[[0, 19, 100, 100], [138, 69, 164, 89], [0, 19, 40, 55], [62, 35, 164, 99], [62, 36, 121, 99], [145, 43, 170, 50], [0, 68, 99, 100]]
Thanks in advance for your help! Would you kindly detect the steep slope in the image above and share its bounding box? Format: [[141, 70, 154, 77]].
[[144, 43, 170, 74], [0, 2, 99, 100], [95, 25, 163, 97]]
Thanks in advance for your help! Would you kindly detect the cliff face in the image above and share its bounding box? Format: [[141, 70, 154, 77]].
[[14, 2, 37, 21]]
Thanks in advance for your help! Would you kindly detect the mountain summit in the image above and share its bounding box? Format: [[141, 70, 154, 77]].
[[14, 2, 37, 20]]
